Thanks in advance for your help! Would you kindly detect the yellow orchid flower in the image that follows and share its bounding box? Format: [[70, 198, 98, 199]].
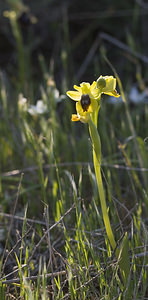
[[66, 82, 100, 123], [96, 75, 120, 97]]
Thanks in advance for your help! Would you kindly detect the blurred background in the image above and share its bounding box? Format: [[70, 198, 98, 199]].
[[1, 0, 148, 94], [0, 0, 148, 214]]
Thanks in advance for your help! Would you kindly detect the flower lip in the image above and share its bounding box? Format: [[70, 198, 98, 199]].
[[80, 94, 91, 112]]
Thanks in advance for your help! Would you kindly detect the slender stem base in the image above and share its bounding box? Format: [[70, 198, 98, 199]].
[[88, 118, 130, 285], [93, 149, 116, 250], [88, 119, 116, 250]]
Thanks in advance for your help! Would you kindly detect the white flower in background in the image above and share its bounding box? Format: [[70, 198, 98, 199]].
[[28, 100, 48, 116], [18, 86, 65, 116], [129, 85, 148, 104]]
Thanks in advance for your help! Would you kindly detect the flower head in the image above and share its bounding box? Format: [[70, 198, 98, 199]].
[[96, 75, 120, 98], [66, 76, 120, 123], [66, 82, 100, 122]]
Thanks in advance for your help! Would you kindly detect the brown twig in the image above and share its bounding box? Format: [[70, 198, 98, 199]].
[[27, 203, 75, 265], [1, 162, 148, 178], [1, 270, 67, 285]]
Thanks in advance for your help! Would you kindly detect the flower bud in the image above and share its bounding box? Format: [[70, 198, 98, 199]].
[[96, 77, 106, 89]]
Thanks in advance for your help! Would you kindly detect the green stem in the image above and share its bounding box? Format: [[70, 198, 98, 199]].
[[93, 151, 116, 250], [89, 119, 116, 250], [88, 118, 130, 284]]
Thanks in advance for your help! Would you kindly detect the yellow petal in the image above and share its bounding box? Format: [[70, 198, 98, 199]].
[[80, 82, 90, 94], [112, 90, 120, 97], [73, 111, 91, 123], [76, 101, 84, 115], [90, 81, 97, 91], [76, 102, 90, 120], [80, 82, 90, 88], [103, 90, 120, 98], [66, 91, 81, 101], [103, 76, 116, 93], [73, 85, 82, 92], [71, 114, 80, 122], [92, 88, 101, 99], [88, 98, 98, 112]]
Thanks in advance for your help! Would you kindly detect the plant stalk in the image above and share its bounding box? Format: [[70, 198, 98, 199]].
[[88, 117, 130, 285], [89, 119, 116, 250]]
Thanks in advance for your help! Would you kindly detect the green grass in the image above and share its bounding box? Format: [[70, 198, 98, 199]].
[[0, 1, 148, 299]]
